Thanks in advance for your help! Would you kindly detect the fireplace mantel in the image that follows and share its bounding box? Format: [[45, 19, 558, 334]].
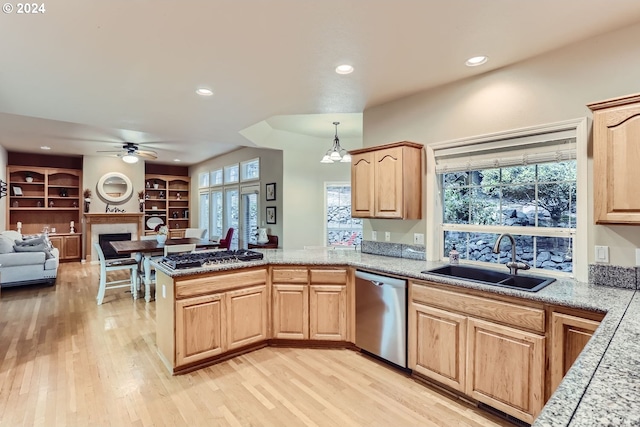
[[83, 213, 144, 260]]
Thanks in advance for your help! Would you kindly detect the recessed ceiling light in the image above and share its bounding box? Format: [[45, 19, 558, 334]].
[[40, 146, 51, 150], [195, 88, 214, 96], [465, 56, 488, 67], [173, 158, 181, 162], [335, 64, 354, 75]]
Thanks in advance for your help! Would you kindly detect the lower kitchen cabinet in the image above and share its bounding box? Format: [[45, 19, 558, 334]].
[[272, 283, 309, 339], [271, 267, 349, 342], [226, 284, 268, 350], [409, 280, 546, 424], [408, 301, 466, 392], [550, 311, 602, 394], [175, 293, 225, 366], [466, 318, 545, 424], [309, 284, 347, 340]]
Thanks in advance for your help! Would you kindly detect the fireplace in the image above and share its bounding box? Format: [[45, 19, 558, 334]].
[[98, 233, 131, 260]]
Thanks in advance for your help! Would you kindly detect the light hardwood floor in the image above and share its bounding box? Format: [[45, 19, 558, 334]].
[[0, 262, 512, 427]]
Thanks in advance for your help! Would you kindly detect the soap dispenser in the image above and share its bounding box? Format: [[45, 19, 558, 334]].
[[449, 244, 460, 265]]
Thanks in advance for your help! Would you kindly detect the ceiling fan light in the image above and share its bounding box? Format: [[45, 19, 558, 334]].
[[122, 154, 139, 164]]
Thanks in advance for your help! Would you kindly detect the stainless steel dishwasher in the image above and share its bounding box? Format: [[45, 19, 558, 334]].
[[355, 270, 407, 368]]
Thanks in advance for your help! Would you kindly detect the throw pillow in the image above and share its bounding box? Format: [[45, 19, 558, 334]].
[[13, 242, 54, 259], [0, 235, 15, 254], [15, 236, 46, 246]]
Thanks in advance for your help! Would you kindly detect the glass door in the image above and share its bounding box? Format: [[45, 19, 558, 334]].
[[240, 185, 260, 249], [224, 188, 239, 249]]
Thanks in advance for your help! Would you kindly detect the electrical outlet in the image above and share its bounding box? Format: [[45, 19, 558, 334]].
[[371, 231, 377, 241], [635, 248, 640, 266], [414, 233, 425, 245], [162, 284, 166, 299], [595, 245, 609, 263], [385, 232, 391, 242]]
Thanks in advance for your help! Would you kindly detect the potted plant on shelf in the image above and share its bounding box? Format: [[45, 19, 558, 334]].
[[83, 188, 92, 213], [25, 172, 33, 183], [154, 224, 169, 244], [138, 190, 145, 212]]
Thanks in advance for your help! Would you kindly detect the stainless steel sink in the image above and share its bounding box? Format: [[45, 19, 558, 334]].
[[421, 265, 555, 292]]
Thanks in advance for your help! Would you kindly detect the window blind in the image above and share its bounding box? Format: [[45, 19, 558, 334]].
[[432, 124, 577, 174]]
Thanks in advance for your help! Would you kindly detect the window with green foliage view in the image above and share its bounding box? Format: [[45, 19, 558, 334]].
[[441, 160, 576, 273]]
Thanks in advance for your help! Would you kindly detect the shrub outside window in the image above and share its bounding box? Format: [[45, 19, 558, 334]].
[[441, 161, 576, 273]]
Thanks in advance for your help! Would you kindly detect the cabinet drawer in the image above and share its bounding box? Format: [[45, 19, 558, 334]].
[[176, 269, 267, 299], [272, 268, 308, 283], [310, 268, 347, 284], [411, 282, 545, 333]]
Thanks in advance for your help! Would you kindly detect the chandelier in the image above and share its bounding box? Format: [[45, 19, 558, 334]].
[[320, 122, 351, 163]]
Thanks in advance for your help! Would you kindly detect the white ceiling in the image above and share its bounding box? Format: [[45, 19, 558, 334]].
[[2, 0, 640, 165]]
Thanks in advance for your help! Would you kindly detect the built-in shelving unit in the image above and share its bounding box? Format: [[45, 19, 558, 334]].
[[143, 174, 190, 238], [6, 166, 83, 260]]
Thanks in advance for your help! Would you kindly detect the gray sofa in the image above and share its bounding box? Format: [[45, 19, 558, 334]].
[[0, 230, 59, 288]]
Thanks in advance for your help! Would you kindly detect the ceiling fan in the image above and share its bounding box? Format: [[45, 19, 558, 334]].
[[98, 142, 158, 163]]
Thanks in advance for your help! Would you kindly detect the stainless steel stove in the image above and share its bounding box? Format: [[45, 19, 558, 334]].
[[161, 250, 264, 269]]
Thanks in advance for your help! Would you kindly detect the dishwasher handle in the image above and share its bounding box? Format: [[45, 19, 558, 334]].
[[355, 270, 407, 289]]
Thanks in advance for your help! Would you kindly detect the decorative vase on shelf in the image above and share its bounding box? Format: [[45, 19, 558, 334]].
[[25, 176, 33, 183], [257, 228, 269, 244], [156, 234, 167, 244]]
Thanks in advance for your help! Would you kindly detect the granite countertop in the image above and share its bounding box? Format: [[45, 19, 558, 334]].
[[152, 248, 638, 426]]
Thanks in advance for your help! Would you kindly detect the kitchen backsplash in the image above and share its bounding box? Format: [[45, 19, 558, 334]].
[[588, 264, 639, 289], [361, 240, 426, 261]]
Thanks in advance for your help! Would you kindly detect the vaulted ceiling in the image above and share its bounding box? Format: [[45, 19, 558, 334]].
[[2, 0, 640, 164]]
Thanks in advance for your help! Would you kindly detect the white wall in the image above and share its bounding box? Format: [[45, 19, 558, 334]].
[[82, 155, 145, 214], [363, 21, 640, 267], [241, 125, 361, 249]]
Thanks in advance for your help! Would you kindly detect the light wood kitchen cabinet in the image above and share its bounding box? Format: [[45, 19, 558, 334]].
[[272, 284, 309, 339], [157, 267, 268, 372], [409, 280, 546, 424], [408, 301, 467, 392], [309, 269, 348, 341], [49, 234, 81, 261], [466, 318, 545, 424], [175, 293, 226, 366], [350, 141, 423, 219], [549, 311, 602, 394], [271, 267, 349, 341], [226, 284, 268, 350], [588, 93, 640, 223]]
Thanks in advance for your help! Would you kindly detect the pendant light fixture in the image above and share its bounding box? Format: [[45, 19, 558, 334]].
[[320, 122, 351, 163]]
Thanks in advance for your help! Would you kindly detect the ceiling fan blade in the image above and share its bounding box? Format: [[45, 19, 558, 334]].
[[136, 150, 158, 159]]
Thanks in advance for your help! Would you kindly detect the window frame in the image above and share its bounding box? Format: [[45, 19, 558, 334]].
[[426, 118, 589, 281], [324, 181, 363, 247], [240, 158, 260, 182]]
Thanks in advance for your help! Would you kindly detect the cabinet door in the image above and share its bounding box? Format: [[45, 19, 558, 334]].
[[309, 284, 347, 340], [272, 284, 309, 339], [408, 301, 466, 392], [226, 284, 268, 350], [591, 96, 640, 223], [49, 236, 64, 258], [175, 293, 225, 367], [466, 318, 545, 424], [374, 146, 404, 218], [550, 312, 601, 394], [351, 152, 374, 217], [64, 235, 81, 259]]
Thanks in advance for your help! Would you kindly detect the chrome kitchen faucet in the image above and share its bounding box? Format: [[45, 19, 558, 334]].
[[493, 233, 531, 275]]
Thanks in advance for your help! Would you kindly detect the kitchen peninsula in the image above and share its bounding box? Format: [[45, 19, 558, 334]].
[[152, 248, 637, 426]]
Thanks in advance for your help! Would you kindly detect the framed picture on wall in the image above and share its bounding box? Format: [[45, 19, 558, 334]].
[[266, 206, 276, 224], [266, 182, 276, 201]]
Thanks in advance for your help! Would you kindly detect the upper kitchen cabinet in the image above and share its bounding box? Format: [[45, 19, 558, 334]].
[[350, 141, 423, 219], [588, 93, 640, 224]]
